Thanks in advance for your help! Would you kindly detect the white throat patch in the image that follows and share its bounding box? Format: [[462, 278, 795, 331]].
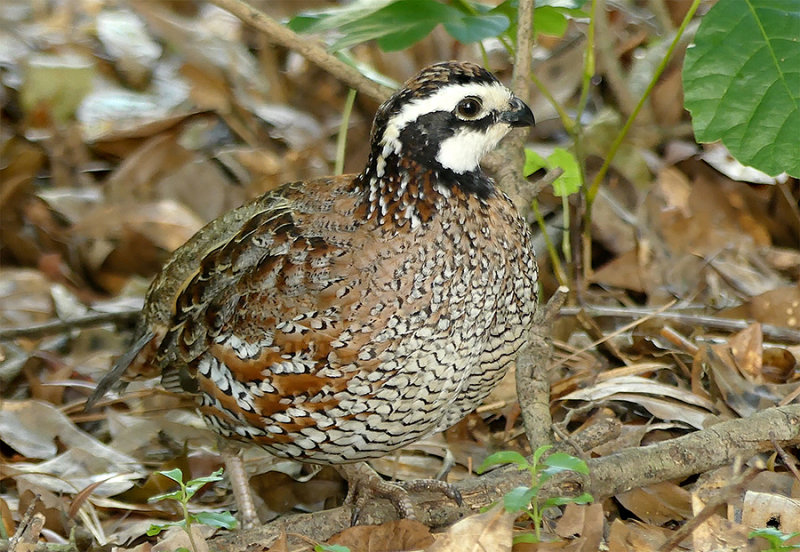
[[436, 123, 511, 174]]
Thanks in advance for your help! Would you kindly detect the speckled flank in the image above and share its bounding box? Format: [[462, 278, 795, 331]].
[[136, 61, 538, 465]]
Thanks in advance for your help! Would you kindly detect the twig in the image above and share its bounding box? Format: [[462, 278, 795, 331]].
[[559, 305, 800, 343], [208, 0, 393, 104], [0, 310, 139, 341], [517, 287, 569, 453], [658, 464, 761, 552], [487, 0, 536, 215], [210, 404, 800, 550], [770, 435, 800, 483]]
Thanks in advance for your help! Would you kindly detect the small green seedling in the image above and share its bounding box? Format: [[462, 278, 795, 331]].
[[749, 527, 800, 551], [147, 467, 238, 552], [478, 445, 593, 543]]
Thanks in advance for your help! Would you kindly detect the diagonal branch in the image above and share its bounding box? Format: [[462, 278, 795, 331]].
[[210, 404, 800, 551], [208, 0, 394, 104]]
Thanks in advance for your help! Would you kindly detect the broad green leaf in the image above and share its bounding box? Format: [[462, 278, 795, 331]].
[[683, 0, 800, 177], [477, 450, 530, 473], [523, 148, 548, 176], [157, 468, 186, 485], [547, 148, 581, 196], [524, 148, 581, 196], [503, 486, 537, 512], [193, 511, 238, 530], [493, 0, 588, 40], [533, 6, 570, 36], [542, 452, 590, 474], [377, 21, 440, 51], [443, 14, 510, 44], [330, 0, 459, 51]]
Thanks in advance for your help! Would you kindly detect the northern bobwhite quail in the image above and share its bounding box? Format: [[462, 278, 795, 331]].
[[89, 61, 538, 524]]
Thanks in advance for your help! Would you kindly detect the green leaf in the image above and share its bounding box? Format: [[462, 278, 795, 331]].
[[377, 21, 439, 51], [512, 532, 540, 544], [547, 149, 582, 197], [523, 149, 548, 176], [148, 489, 184, 503], [683, 0, 800, 177], [542, 492, 594, 509], [531, 444, 553, 467], [503, 486, 537, 513], [749, 527, 800, 547], [193, 511, 238, 530], [315, 545, 352, 552], [184, 468, 225, 498], [543, 452, 589, 474], [157, 468, 186, 485], [494, 0, 588, 40], [331, 0, 460, 51], [443, 14, 510, 44], [477, 450, 530, 473], [533, 6, 570, 36], [186, 468, 225, 486], [288, 0, 395, 34]]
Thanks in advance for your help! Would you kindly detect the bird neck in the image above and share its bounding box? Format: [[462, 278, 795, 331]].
[[353, 151, 495, 229]]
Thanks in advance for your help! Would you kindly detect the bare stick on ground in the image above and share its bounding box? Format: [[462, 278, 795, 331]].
[[210, 404, 800, 551]]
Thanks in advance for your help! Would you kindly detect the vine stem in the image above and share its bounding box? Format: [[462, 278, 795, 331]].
[[334, 89, 357, 175], [586, 0, 703, 204]]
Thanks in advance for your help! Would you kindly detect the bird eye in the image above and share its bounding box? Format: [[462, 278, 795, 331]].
[[456, 97, 482, 119]]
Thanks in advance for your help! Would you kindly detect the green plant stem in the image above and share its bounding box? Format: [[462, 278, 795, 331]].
[[532, 199, 567, 286], [529, 72, 573, 132], [182, 501, 199, 552], [335, 89, 357, 175], [478, 41, 491, 68], [574, 0, 597, 125], [586, 0, 702, 204], [560, 193, 571, 263], [567, 0, 596, 292]]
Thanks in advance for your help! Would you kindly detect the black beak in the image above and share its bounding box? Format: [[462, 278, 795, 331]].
[[500, 96, 535, 127]]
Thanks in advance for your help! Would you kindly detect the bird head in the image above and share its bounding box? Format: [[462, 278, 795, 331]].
[[368, 61, 535, 180]]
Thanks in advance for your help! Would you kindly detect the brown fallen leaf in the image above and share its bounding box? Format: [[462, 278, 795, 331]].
[[615, 482, 692, 526], [607, 519, 670, 552], [742, 491, 800, 534], [425, 504, 516, 552], [326, 518, 434, 552]]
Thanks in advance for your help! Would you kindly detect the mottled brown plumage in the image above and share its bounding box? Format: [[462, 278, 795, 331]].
[[89, 61, 538, 521]]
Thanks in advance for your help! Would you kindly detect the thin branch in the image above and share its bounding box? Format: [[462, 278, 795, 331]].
[[559, 305, 800, 343], [208, 0, 394, 104], [210, 404, 800, 551], [517, 287, 569, 449], [0, 310, 139, 341]]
